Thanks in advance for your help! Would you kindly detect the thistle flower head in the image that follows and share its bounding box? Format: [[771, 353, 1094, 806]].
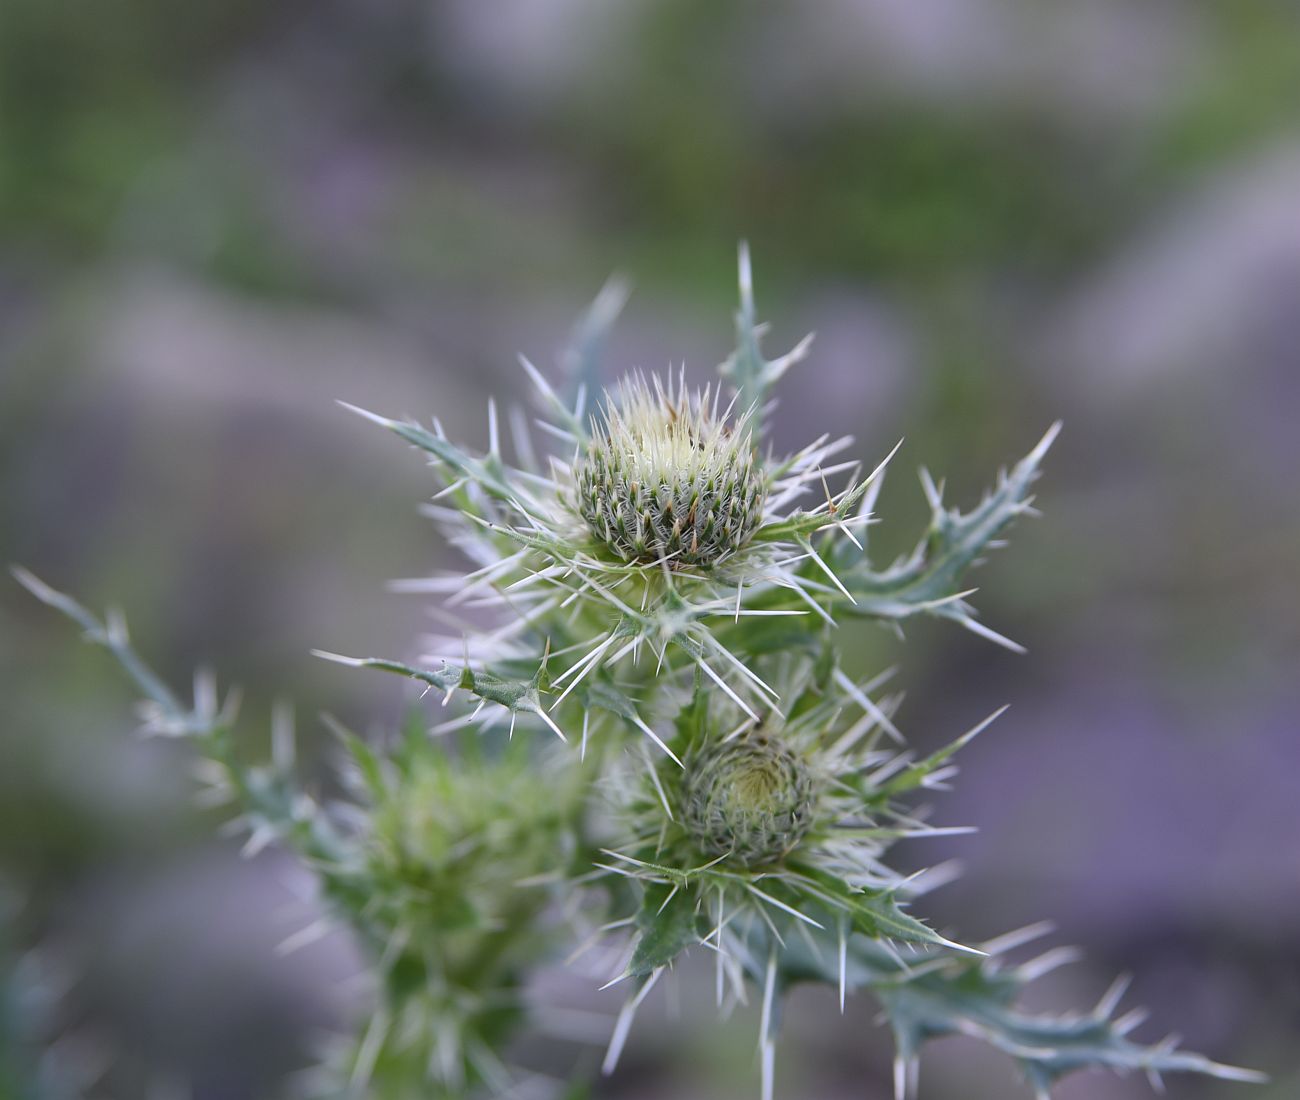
[[680, 730, 818, 865], [575, 373, 765, 567]]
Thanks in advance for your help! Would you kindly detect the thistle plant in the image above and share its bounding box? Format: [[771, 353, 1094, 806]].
[[15, 248, 1265, 1100]]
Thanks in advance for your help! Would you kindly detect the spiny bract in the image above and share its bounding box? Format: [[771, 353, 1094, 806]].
[[575, 373, 765, 567]]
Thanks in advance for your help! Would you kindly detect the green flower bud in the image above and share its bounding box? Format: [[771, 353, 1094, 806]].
[[575, 376, 765, 567], [681, 733, 817, 866]]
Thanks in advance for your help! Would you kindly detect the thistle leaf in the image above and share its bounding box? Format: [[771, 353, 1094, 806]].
[[627, 883, 699, 977], [338, 402, 530, 513], [326, 715, 389, 802], [15, 569, 346, 863], [558, 275, 630, 419], [719, 242, 813, 436], [312, 652, 567, 741], [861, 706, 1008, 806], [873, 946, 1267, 1095], [836, 422, 1061, 639], [778, 933, 1263, 1097], [785, 865, 972, 953]]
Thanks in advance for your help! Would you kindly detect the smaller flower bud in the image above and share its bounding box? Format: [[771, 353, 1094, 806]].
[[575, 376, 765, 567], [681, 733, 817, 866]]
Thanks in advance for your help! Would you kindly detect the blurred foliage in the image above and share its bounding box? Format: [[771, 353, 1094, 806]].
[[562, 0, 1300, 293], [1156, 0, 1300, 175], [0, 0, 266, 253], [568, 10, 1102, 285], [3, 0, 1298, 292]]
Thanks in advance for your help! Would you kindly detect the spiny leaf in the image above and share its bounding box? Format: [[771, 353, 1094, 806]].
[[839, 422, 1060, 616], [313, 652, 566, 741], [783, 865, 976, 954], [13, 566, 187, 719], [627, 883, 699, 977], [865, 705, 1008, 805], [739, 420, 1061, 657], [673, 672, 710, 753], [848, 892, 946, 949], [313, 652, 461, 694], [339, 402, 530, 512], [323, 714, 389, 802], [711, 612, 824, 658], [557, 274, 629, 421], [570, 679, 682, 765], [874, 948, 1267, 1094], [15, 569, 346, 863], [719, 242, 813, 438], [750, 475, 873, 546]]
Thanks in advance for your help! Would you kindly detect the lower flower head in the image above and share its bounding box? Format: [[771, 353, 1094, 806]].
[[681, 732, 818, 866], [575, 375, 765, 567]]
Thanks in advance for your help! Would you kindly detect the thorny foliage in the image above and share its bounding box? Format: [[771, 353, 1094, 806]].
[[14, 249, 1264, 1099]]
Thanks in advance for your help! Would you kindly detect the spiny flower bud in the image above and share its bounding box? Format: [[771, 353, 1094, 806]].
[[680, 732, 818, 866], [575, 375, 765, 567]]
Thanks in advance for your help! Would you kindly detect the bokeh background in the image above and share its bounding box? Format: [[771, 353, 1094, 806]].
[[3, 2, 1299, 1097]]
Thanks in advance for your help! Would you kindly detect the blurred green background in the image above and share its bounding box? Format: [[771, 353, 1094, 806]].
[[3, 2, 1299, 1097]]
